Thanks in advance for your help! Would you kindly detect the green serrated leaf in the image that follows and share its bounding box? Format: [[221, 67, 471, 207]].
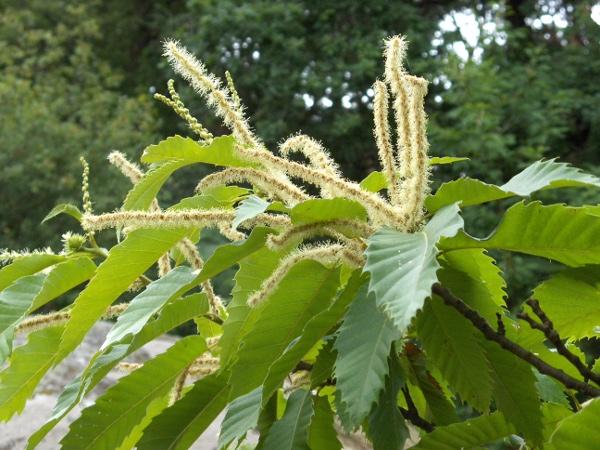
[[124, 159, 189, 210], [368, 350, 410, 450], [229, 260, 341, 398], [532, 265, 600, 341], [364, 203, 463, 332], [334, 283, 400, 428], [541, 402, 573, 444], [311, 339, 336, 389], [483, 341, 544, 446], [41, 203, 83, 223], [233, 195, 272, 230], [287, 197, 367, 225], [261, 270, 367, 404], [137, 371, 230, 450], [262, 389, 314, 450], [441, 202, 600, 267], [0, 326, 63, 423], [26, 294, 209, 449], [429, 156, 470, 165], [142, 134, 254, 168], [218, 386, 263, 449], [413, 411, 516, 449], [307, 394, 342, 450], [60, 335, 206, 450], [102, 266, 198, 349], [416, 295, 492, 412], [427, 159, 600, 212], [56, 227, 193, 363], [0, 254, 65, 293], [550, 397, 600, 449], [533, 370, 570, 407]]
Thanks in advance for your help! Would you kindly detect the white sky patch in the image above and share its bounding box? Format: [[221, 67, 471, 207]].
[[592, 4, 600, 25]]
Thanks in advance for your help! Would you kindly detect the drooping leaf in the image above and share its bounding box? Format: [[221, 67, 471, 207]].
[[550, 398, 600, 449], [41, 203, 83, 223], [261, 270, 367, 404], [416, 295, 492, 412], [483, 341, 544, 446], [233, 195, 272, 230], [532, 265, 600, 341], [102, 266, 198, 349], [0, 254, 65, 293], [364, 203, 463, 332], [137, 372, 230, 450], [427, 159, 600, 212], [26, 293, 209, 449], [440, 202, 600, 267], [368, 350, 410, 450], [262, 389, 314, 450], [141, 134, 255, 168], [60, 336, 206, 450], [218, 386, 263, 449], [229, 261, 341, 398], [0, 326, 63, 423], [412, 411, 516, 449], [334, 283, 400, 428], [307, 394, 342, 450], [56, 227, 193, 362], [219, 246, 281, 367], [124, 159, 189, 210]]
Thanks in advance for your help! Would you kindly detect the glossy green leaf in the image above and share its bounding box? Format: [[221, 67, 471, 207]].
[[360, 171, 387, 193], [60, 336, 206, 450], [368, 351, 410, 450], [141, 134, 254, 168], [541, 402, 573, 444], [102, 266, 197, 349], [218, 386, 262, 449], [427, 159, 600, 212], [0, 326, 63, 423], [26, 294, 209, 449], [532, 265, 600, 341], [219, 246, 281, 367], [416, 295, 492, 412], [41, 203, 83, 223], [550, 398, 600, 449], [229, 261, 341, 398], [429, 156, 469, 165], [307, 394, 342, 450], [57, 227, 193, 363], [287, 197, 367, 225], [483, 341, 544, 446], [261, 270, 366, 404], [0, 254, 65, 293], [364, 203, 463, 332], [233, 195, 271, 230], [441, 202, 600, 267], [334, 283, 400, 427], [413, 412, 516, 449], [137, 372, 230, 450], [124, 159, 189, 210], [262, 389, 313, 450]]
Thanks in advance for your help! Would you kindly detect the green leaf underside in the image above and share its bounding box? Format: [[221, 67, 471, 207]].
[[261, 270, 367, 405], [26, 294, 209, 449], [416, 295, 492, 412], [233, 195, 271, 230], [441, 202, 600, 267], [137, 372, 230, 450], [124, 159, 189, 210], [483, 341, 544, 446], [219, 246, 281, 367], [307, 394, 342, 450], [532, 265, 600, 341], [427, 159, 600, 212], [60, 336, 206, 450], [368, 352, 410, 450], [41, 203, 83, 223], [0, 326, 63, 422], [142, 135, 254, 168], [218, 386, 262, 449], [334, 283, 400, 427], [229, 260, 342, 398], [0, 254, 65, 293], [364, 203, 463, 332], [262, 389, 314, 450], [56, 227, 193, 363], [102, 265, 198, 349], [534, 371, 570, 407]]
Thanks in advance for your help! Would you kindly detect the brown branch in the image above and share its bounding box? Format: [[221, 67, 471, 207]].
[[517, 299, 600, 387], [432, 283, 600, 398], [400, 387, 435, 433]]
